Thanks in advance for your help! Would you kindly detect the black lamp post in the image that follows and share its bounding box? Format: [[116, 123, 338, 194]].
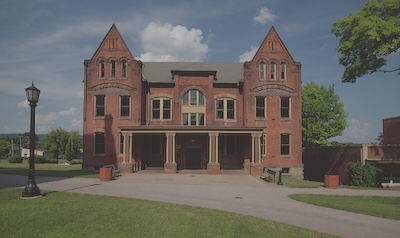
[[21, 83, 41, 198]]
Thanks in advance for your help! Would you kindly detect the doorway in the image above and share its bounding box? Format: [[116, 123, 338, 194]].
[[186, 148, 201, 169]]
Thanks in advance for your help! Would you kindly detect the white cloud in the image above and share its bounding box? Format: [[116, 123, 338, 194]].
[[70, 119, 82, 129], [36, 112, 59, 125], [332, 118, 370, 143], [239, 45, 259, 62], [253, 7, 277, 25], [59, 107, 77, 116], [138, 22, 208, 62], [77, 91, 84, 98], [18, 99, 29, 109]]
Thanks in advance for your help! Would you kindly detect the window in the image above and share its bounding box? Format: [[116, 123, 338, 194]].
[[99, 61, 105, 78], [259, 62, 265, 80], [152, 98, 171, 120], [280, 62, 286, 80], [182, 113, 205, 126], [281, 97, 290, 118], [121, 61, 127, 78], [256, 96, 266, 118], [216, 98, 235, 121], [120, 96, 130, 117], [151, 135, 162, 155], [219, 135, 236, 155], [110, 60, 116, 78], [183, 90, 205, 106], [94, 133, 105, 154], [280, 134, 290, 155], [95, 95, 105, 117], [261, 134, 266, 156], [270, 63, 276, 80]]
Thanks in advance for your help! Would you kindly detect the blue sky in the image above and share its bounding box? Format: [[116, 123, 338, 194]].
[[0, 0, 399, 143]]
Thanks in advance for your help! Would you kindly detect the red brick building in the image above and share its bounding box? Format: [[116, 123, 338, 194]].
[[383, 116, 400, 145], [83, 24, 303, 176]]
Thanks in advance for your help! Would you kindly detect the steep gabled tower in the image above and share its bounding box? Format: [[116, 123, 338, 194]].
[[83, 24, 143, 170], [243, 26, 303, 176]]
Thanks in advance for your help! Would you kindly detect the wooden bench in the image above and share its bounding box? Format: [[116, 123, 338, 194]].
[[260, 168, 277, 183], [103, 164, 121, 177]]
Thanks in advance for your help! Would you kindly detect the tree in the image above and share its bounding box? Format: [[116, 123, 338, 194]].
[[42, 128, 70, 160], [372, 132, 384, 145], [0, 139, 10, 159], [331, 0, 400, 83], [64, 131, 82, 161], [302, 82, 348, 146]]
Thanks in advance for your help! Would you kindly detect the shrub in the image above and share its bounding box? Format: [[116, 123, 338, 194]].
[[35, 155, 46, 164], [70, 159, 83, 164], [346, 162, 382, 187], [45, 158, 58, 164], [8, 155, 23, 163]]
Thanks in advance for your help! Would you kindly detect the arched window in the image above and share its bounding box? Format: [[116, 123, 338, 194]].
[[280, 62, 286, 80], [270, 62, 276, 80], [121, 60, 127, 78], [110, 60, 116, 78], [99, 61, 105, 78], [182, 89, 206, 126], [259, 62, 265, 80]]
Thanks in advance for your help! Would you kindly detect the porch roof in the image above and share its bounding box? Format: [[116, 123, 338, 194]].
[[118, 125, 265, 134]]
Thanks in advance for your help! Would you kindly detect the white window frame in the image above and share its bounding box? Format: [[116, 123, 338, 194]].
[[270, 62, 276, 80], [152, 98, 171, 121], [119, 95, 130, 118], [280, 62, 286, 80], [95, 95, 105, 117], [256, 96, 266, 119], [280, 97, 291, 119], [259, 62, 265, 80], [215, 98, 235, 121], [280, 134, 290, 156]]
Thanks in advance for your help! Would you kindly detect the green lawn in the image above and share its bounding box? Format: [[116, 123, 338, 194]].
[[0, 159, 98, 178], [0, 188, 335, 238], [289, 194, 400, 220], [281, 176, 324, 188]]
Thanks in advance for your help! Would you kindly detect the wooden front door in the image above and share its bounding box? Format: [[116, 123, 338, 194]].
[[186, 148, 201, 169]]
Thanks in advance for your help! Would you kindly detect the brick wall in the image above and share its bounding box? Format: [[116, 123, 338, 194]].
[[383, 116, 400, 145]]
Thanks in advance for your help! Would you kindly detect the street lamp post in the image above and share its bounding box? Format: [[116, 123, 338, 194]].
[[21, 83, 41, 198]]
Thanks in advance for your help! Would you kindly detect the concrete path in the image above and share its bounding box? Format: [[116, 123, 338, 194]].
[[1, 172, 400, 238]]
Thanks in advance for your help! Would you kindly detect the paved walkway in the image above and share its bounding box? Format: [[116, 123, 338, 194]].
[[1, 172, 400, 238]]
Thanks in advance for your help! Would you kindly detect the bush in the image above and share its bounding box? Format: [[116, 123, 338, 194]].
[[8, 155, 23, 163], [70, 159, 83, 164], [35, 155, 46, 164], [346, 162, 382, 187], [45, 158, 58, 164]]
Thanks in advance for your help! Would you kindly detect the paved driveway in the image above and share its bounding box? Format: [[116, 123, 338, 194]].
[[1, 172, 400, 238]]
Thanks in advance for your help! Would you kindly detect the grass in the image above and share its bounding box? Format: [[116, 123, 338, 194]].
[[0, 158, 98, 178], [289, 194, 400, 220], [0, 188, 335, 238], [281, 175, 324, 188]]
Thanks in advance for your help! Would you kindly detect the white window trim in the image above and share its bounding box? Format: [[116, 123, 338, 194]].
[[270, 62, 276, 80], [94, 95, 105, 118], [119, 95, 130, 118], [280, 97, 291, 119], [255, 96, 266, 119], [280, 62, 286, 81], [259, 62, 266, 80], [280, 134, 291, 157], [215, 98, 236, 121], [151, 97, 172, 121]]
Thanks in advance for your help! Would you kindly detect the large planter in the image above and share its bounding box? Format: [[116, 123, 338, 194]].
[[100, 167, 112, 181], [325, 175, 339, 189]]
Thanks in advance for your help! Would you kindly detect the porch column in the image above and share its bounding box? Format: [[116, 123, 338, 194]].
[[164, 133, 177, 173], [129, 133, 133, 164], [250, 133, 263, 176], [207, 132, 220, 174], [122, 133, 127, 163]]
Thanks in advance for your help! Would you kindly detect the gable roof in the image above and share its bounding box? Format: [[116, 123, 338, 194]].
[[142, 62, 243, 84], [90, 24, 134, 61], [251, 26, 297, 63]]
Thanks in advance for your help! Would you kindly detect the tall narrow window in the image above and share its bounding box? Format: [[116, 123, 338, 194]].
[[270, 63, 276, 80], [121, 61, 127, 78], [216, 98, 235, 121], [152, 98, 171, 120], [280, 62, 286, 80], [94, 133, 105, 154], [281, 134, 290, 155], [120, 95, 130, 117], [259, 62, 265, 80], [256, 96, 265, 118], [281, 97, 290, 118], [95, 95, 105, 117], [99, 61, 105, 78], [110, 60, 116, 78], [261, 134, 266, 156]]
